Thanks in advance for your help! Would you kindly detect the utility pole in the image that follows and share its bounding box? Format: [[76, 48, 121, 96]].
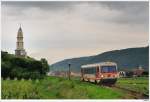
[[68, 63, 71, 80]]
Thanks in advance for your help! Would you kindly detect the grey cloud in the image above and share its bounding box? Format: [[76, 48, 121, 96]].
[[1, 1, 74, 18], [1, 1, 80, 11], [2, 1, 148, 25], [3, 1, 148, 12], [100, 2, 149, 25]]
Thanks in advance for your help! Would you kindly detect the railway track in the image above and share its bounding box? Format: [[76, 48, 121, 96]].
[[104, 84, 149, 99], [82, 80, 149, 99]]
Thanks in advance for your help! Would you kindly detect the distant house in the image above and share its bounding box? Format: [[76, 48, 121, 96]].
[[71, 72, 81, 77], [133, 66, 144, 77], [47, 71, 56, 76], [118, 71, 126, 77], [125, 71, 134, 77], [54, 71, 64, 77], [48, 71, 68, 77]]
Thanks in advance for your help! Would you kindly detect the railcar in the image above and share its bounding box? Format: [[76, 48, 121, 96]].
[[81, 61, 118, 85]]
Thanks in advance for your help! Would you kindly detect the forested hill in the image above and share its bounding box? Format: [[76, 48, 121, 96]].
[[51, 46, 149, 72]]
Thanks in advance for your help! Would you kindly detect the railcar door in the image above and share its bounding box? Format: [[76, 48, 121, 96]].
[[96, 66, 100, 78], [81, 68, 84, 77]]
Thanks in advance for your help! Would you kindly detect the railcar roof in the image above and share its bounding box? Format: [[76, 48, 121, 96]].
[[81, 61, 117, 68]]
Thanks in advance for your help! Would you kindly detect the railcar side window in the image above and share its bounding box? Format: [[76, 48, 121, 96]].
[[101, 66, 117, 73], [83, 67, 96, 74]]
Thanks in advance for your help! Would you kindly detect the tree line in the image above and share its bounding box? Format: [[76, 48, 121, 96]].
[[1, 51, 49, 79]]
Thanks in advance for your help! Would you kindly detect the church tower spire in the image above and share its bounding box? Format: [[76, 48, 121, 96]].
[[15, 25, 27, 57]]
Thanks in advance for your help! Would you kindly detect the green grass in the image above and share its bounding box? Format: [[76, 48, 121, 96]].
[[2, 76, 149, 99], [2, 79, 41, 99], [116, 77, 149, 95], [2, 76, 123, 99]]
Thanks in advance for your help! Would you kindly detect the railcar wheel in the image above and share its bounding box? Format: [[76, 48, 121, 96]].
[[82, 78, 85, 81], [81, 78, 85, 81], [95, 80, 100, 84], [95, 80, 97, 84]]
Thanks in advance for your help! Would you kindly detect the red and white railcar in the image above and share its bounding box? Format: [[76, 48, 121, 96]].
[[81, 61, 118, 84]]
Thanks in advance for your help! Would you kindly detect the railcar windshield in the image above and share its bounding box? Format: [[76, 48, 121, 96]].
[[101, 66, 117, 73]]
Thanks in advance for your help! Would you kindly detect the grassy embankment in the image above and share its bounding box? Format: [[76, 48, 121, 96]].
[[116, 77, 149, 95], [2, 76, 123, 99]]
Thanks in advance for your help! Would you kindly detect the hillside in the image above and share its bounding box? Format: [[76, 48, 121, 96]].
[[51, 46, 149, 72]]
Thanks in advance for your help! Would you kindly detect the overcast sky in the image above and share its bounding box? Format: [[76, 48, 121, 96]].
[[1, 1, 149, 64]]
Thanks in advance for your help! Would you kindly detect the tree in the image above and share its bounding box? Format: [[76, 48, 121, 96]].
[[1, 61, 11, 78], [1, 51, 49, 79], [40, 58, 49, 74]]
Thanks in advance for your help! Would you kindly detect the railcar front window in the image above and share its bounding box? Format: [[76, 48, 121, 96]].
[[101, 66, 117, 73]]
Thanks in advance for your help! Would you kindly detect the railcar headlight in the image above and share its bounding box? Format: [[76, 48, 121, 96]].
[[115, 74, 118, 77], [101, 75, 104, 78]]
